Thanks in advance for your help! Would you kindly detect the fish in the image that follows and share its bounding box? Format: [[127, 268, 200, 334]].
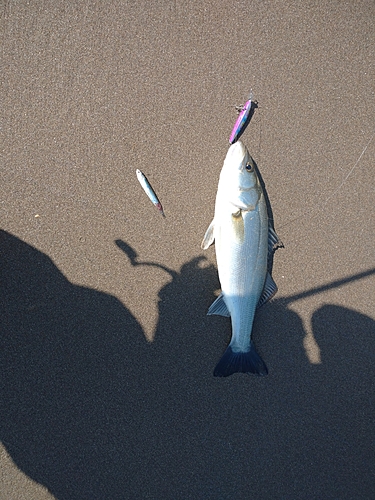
[[201, 141, 281, 377], [229, 91, 257, 144], [136, 169, 165, 217]]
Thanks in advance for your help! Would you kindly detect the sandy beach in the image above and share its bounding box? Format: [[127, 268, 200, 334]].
[[1, 1, 374, 498]]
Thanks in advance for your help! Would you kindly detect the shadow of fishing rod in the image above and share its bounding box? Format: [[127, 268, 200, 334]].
[[279, 267, 375, 306], [116, 240, 375, 313], [115, 239, 178, 279]]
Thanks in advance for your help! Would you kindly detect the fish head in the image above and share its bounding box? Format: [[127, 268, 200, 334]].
[[218, 141, 261, 212]]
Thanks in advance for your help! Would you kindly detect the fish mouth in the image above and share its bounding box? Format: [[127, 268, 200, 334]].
[[228, 140, 247, 160], [227, 141, 251, 170]]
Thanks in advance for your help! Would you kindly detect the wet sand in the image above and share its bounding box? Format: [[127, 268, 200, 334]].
[[1, 1, 375, 498]]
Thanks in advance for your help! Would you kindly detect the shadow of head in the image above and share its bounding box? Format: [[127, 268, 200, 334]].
[[311, 304, 375, 379], [114, 239, 221, 362]]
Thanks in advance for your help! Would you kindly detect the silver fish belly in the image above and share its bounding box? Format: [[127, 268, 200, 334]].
[[216, 197, 268, 351]]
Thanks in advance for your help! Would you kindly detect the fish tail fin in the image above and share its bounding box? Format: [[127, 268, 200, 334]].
[[213, 342, 268, 377]]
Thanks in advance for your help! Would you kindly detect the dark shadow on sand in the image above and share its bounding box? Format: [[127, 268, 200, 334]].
[[1, 230, 374, 499]]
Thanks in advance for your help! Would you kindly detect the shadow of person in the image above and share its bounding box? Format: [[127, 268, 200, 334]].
[[143, 263, 375, 500], [0, 230, 152, 499], [305, 304, 375, 497], [2, 230, 374, 500], [235, 299, 375, 500], [121, 246, 311, 500]]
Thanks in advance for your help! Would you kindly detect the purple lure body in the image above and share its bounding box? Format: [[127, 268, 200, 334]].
[[229, 97, 253, 144]]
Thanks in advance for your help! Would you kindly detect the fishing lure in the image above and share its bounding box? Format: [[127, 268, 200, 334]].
[[229, 91, 256, 144], [136, 169, 165, 217]]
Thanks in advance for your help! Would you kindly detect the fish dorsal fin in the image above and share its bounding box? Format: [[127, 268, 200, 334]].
[[257, 272, 278, 308], [201, 220, 215, 250], [268, 224, 283, 257], [207, 293, 231, 317]]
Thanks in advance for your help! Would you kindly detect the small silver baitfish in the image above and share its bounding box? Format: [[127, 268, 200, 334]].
[[201, 141, 281, 377], [136, 169, 165, 217]]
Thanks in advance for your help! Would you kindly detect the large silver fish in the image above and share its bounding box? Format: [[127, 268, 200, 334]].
[[201, 141, 281, 377]]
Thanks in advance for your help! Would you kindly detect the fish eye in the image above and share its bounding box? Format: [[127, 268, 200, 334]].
[[245, 162, 254, 172]]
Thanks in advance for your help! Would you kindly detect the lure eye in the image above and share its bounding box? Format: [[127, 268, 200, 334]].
[[245, 162, 254, 172]]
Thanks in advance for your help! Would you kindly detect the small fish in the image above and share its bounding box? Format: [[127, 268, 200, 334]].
[[229, 91, 257, 144], [201, 141, 281, 377], [136, 169, 165, 217]]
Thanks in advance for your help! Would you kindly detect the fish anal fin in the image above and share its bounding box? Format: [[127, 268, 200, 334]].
[[257, 272, 278, 308], [213, 342, 268, 377], [207, 293, 230, 317], [201, 220, 215, 250]]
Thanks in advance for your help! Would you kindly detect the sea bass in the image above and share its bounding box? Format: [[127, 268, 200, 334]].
[[201, 141, 281, 377]]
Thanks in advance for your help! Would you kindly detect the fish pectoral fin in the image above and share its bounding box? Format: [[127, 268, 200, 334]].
[[231, 210, 244, 243], [201, 220, 215, 250], [257, 272, 278, 308], [207, 293, 230, 317]]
